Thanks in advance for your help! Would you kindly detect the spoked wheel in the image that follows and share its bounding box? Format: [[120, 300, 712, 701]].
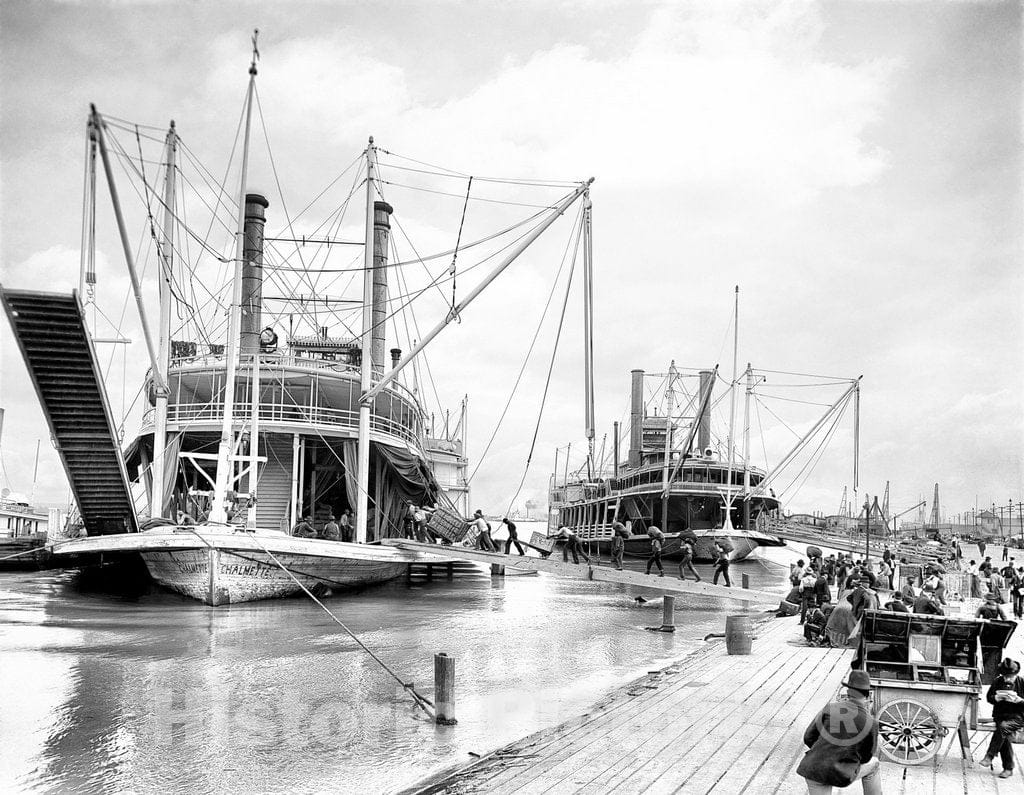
[[877, 697, 944, 764]]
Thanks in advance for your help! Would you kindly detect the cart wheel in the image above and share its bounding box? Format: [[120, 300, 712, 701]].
[[876, 698, 943, 765]]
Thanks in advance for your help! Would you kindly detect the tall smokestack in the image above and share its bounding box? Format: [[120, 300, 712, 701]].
[[697, 369, 714, 452], [628, 369, 644, 468], [390, 347, 402, 369], [371, 201, 394, 377], [240, 193, 269, 359]]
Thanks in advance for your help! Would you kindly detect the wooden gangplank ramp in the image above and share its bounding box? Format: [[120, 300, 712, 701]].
[[382, 540, 781, 604]]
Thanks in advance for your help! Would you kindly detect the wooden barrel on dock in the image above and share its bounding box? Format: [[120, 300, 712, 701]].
[[725, 615, 753, 655]]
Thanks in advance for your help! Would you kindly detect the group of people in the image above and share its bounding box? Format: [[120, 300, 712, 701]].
[[469, 510, 526, 555], [967, 556, 1024, 618], [291, 510, 354, 542]]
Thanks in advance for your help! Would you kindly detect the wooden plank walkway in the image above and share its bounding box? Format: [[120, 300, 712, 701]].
[[382, 540, 781, 604], [411, 616, 1024, 795]]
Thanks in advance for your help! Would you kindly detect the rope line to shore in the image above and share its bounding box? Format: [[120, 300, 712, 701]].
[[246, 533, 437, 718]]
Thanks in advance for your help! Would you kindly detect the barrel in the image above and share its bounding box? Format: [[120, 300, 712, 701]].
[[725, 614, 753, 655]]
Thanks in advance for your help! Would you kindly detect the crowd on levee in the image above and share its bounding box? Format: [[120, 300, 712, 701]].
[[787, 542, 1024, 790], [790, 546, 1024, 650]]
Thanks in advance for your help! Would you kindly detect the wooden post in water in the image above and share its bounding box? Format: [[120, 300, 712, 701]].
[[434, 653, 457, 725], [741, 573, 750, 589], [490, 563, 505, 576], [661, 595, 676, 632]]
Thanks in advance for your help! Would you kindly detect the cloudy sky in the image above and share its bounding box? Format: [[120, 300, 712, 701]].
[[1, 0, 1021, 523]]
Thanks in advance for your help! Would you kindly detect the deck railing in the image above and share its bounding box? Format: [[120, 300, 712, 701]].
[[142, 399, 422, 447]]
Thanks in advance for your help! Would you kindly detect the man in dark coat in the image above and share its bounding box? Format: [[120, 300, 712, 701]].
[[979, 657, 1024, 778], [797, 670, 881, 793], [912, 585, 945, 616]]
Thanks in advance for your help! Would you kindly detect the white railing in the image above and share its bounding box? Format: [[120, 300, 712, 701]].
[[165, 351, 424, 408], [142, 400, 422, 447]]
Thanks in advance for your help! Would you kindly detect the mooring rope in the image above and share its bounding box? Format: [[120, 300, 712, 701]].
[[244, 533, 436, 717]]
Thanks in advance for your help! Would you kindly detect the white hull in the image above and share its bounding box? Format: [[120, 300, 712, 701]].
[[53, 526, 437, 606]]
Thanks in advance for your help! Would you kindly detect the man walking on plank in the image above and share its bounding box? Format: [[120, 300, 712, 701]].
[[645, 526, 665, 577], [610, 519, 628, 570], [677, 536, 700, 581]]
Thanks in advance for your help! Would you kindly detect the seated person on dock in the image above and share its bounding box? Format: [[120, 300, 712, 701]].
[[797, 670, 881, 795], [979, 657, 1024, 778], [292, 515, 316, 538], [824, 593, 858, 648], [883, 592, 909, 613], [803, 600, 833, 645]]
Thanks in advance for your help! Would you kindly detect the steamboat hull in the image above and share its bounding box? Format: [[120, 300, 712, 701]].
[[52, 530, 429, 606], [587, 534, 763, 563], [142, 548, 408, 605]]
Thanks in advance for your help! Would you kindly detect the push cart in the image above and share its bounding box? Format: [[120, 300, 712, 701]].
[[857, 610, 1016, 765]]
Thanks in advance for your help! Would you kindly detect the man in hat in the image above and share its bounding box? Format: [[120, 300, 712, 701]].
[[912, 584, 945, 616], [292, 515, 316, 538], [884, 592, 909, 613], [470, 510, 497, 552], [803, 599, 834, 645], [900, 575, 918, 604], [797, 669, 881, 794], [979, 657, 1024, 778]]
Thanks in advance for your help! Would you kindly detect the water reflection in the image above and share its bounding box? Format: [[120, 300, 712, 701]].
[[1, 551, 786, 794]]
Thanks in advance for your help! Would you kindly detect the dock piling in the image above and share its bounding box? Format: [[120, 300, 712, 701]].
[[661, 595, 676, 632], [434, 652, 457, 725], [490, 563, 505, 576]]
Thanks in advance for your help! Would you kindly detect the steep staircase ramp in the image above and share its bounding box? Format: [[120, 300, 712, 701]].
[[256, 434, 293, 531], [1, 288, 138, 535]]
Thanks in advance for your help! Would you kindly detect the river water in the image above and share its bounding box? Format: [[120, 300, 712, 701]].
[[0, 527, 790, 794]]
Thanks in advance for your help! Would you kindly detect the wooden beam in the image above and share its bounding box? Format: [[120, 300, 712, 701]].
[[381, 540, 780, 603]]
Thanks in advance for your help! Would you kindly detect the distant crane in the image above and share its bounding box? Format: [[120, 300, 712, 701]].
[[892, 500, 927, 534]]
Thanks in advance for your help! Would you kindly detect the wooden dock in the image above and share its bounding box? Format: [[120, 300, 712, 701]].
[[411, 615, 1024, 795], [382, 540, 782, 604]]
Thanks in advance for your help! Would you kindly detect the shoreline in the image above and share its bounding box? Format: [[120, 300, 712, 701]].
[[399, 611, 777, 795]]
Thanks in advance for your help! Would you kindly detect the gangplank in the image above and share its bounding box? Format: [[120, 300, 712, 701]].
[[382, 540, 782, 604]]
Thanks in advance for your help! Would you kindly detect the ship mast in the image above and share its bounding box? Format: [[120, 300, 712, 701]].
[[354, 137, 378, 544], [723, 286, 739, 530], [209, 35, 259, 525], [660, 361, 676, 531], [582, 195, 595, 478], [151, 122, 177, 519]]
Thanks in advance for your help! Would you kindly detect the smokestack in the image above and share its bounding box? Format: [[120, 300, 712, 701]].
[[371, 201, 394, 376], [240, 193, 269, 359], [697, 369, 714, 452], [628, 369, 644, 468], [390, 347, 402, 369]]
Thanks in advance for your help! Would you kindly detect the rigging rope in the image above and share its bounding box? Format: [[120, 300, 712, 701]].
[[466, 202, 585, 486], [503, 207, 584, 516], [449, 176, 472, 321]]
